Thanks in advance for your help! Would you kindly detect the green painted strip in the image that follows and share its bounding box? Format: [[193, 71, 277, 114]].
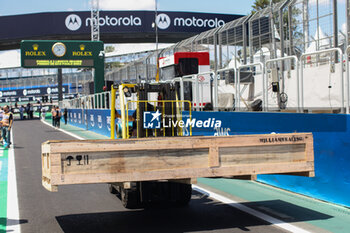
[[0, 149, 8, 232], [198, 178, 350, 233], [43, 117, 108, 140]]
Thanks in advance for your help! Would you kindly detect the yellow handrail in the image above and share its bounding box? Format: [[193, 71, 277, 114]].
[[110, 85, 116, 139]]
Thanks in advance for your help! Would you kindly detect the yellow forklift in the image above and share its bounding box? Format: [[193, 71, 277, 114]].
[[108, 82, 193, 208]]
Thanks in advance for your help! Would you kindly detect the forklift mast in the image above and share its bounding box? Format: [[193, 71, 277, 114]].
[[110, 83, 192, 140], [136, 83, 177, 138]]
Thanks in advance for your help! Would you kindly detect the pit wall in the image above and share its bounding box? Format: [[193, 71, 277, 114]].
[[65, 108, 350, 208]]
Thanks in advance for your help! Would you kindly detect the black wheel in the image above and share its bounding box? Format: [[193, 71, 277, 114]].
[[108, 184, 117, 194], [176, 183, 192, 206], [121, 187, 141, 209]]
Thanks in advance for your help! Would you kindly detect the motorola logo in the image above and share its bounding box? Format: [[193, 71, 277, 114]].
[[23, 89, 27, 96], [65, 14, 82, 31], [0, 91, 2, 98], [156, 13, 171, 30], [47, 87, 52, 94]]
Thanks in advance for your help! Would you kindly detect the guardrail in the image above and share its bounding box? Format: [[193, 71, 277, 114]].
[[237, 63, 264, 111], [265, 56, 299, 112], [345, 46, 350, 114], [60, 48, 349, 114], [59, 91, 113, 110], [300, 48, 344, 113]]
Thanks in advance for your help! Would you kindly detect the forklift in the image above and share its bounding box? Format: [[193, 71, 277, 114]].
[[108, 82, 193, 209]]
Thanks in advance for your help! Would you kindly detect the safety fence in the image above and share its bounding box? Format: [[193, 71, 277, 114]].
[[1, 0, 341, 90], [60, 46, 349, 114]]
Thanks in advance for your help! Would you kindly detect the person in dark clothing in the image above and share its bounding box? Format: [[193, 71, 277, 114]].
[[29, 104, 34, 119], [63, 108, 68, 125], [38, 103, 42, 119], [55, 107, 61, 128], [19, 105, 24, 120], [26, 103, 30, 119]]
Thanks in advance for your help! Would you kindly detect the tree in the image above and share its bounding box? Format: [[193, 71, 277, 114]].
[[250, 0, 302, 55], [251, 0, 282, 14], [105, 61, 123, 70], [104, 46, 115, 53]]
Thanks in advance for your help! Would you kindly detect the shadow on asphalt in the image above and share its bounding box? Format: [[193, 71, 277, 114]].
[[55, 191, 332, 233], [0, 217, 28, 228]]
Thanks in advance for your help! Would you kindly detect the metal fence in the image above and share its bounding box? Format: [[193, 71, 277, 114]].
[[102, 0, 339, 83], [0, 0, 343, 99]]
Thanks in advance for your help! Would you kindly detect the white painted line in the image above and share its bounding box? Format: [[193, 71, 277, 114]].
[[7, 129, 21, 233], [193, 185, 311, 233], [41, 119, 84, 140]]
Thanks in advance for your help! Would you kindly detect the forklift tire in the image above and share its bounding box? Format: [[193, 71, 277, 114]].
[[121, 187, 140, 209], [108, 184, 117, 194], [176, 183, 192, 206]]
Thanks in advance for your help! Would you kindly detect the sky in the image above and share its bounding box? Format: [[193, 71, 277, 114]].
[[0, 0, 255, 68], [0, 0, 255, 16], [0, 0, 348, 68]]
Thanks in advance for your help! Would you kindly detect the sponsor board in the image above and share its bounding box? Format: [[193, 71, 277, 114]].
[[0, 85, 69, 98], [0, 11, 243, 42]]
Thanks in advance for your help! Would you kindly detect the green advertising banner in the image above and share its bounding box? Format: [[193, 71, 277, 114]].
[[20, 40, 105, 93]]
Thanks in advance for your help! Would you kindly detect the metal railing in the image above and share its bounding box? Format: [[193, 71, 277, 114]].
[[237, 63, 264, 111], [265, 56, 299, 112], [59, 91, 113, 110], [216, 67, 236, 110], [300, 48, 344, 113], [56, 47, 349, 115], [345, 46, 350, 114]]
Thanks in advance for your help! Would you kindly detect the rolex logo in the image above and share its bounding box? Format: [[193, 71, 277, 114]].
[[80, 44, 85, 51], [33, 44, 39, 51]]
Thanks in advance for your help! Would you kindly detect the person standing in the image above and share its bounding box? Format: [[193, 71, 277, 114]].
[[1, 105, 13, 149], [55, 106, 61, 128], [38, 103, 42, 119], [0, 107, 3, 142], [19, 105, 24, 120], [41, 108, 46, 120], [63, 108, 68, 125], [26, 103, 30, 119], [29, 104, 34, 119], [51, 106, 57, 127]]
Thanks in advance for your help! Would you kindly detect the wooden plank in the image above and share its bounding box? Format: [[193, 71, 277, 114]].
[[51, 162, 313, 186], [60, 148, 209, 175], [220, 144, 306, 165], [45, 133, 312, 153], [42, 176, 58, 192], [41, 133, 315, 192], [208, 146, 219, 167]]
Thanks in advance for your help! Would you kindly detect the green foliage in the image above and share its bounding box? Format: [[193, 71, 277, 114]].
[[251, 0, 283, 14], [105, 61, 123, 69], [104, 46, 115, 53]]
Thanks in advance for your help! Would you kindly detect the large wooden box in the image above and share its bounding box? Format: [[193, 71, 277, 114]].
[[42, 133, 314, 192]]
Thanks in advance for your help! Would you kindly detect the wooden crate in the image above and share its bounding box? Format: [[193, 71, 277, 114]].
[[41, 133, 314, 192]]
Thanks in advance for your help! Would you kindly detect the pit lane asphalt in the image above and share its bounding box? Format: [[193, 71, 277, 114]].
[[11, 119, 287, 233]]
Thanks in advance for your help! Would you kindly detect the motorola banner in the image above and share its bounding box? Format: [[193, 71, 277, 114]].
[[0, 11, 243, 40], [0, 84, 69, 98]]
